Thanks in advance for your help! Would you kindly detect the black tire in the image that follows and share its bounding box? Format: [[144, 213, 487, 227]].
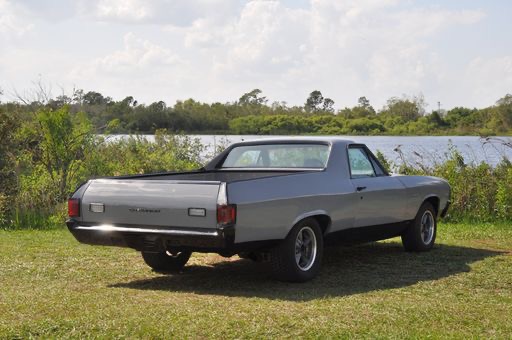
[[141, 251, 192, 272], [401, 202, 437, 252], [271, 218, 323, 282]]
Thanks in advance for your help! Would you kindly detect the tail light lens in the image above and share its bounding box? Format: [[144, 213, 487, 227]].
[[68, 198, 80, 218], [217, 204, 236, 226]]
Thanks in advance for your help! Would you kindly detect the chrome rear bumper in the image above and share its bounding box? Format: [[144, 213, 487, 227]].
[[66, 219, 234, 252], [73, 224, 220, 237]]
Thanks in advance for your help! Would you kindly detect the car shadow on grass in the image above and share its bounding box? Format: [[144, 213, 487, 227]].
[[109, 242, 502, 301]]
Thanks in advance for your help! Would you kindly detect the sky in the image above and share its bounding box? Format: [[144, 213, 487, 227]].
[[0, 0, 511, 111]]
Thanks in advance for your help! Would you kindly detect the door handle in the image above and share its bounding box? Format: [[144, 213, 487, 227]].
[[356, 186, 367, 192]]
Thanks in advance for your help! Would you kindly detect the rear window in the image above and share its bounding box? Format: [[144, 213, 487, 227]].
[[221, 144, 330, 169]]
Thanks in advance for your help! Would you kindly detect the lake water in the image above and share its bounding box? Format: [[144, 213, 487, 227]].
[[108, 134, 512, 167]]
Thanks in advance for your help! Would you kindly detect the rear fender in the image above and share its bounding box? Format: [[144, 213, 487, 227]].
[[290, 210, 330, 235]]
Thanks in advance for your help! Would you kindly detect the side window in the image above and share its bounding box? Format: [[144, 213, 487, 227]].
[[348, 148, 376, 178], [369, 154, 386, 176]]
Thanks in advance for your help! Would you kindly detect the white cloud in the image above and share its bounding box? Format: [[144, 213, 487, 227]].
[[187, 0, 486, 107], [65, 32, 189, 102], [85, 32, 182, 74], [218, 1, 309, 70], [85, 0, 242, 26], [14, 0, 79, 22], [0, 0, 33, 36], [464, 56, 512, 104], [94, 0, 152, 22], [2, 0, 503, 110]]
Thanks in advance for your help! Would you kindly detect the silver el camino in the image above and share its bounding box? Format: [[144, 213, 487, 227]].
[[67, 137, 451, 282]]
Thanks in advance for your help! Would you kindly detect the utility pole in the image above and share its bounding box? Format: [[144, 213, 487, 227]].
[[437, 101, 441, 113]]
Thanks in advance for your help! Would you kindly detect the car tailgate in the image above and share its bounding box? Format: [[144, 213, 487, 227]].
[[79, 179, 221, 228]]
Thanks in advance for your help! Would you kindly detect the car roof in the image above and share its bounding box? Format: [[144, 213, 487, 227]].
[[232, 136, 356, 146]]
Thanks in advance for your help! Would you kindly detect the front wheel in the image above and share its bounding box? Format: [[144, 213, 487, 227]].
[[401, 202, 437, 252], [141, 250, 192, 272], [271, 218, 323, 282]]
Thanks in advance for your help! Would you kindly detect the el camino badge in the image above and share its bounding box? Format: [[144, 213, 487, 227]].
[[129, 208, 161, 213]]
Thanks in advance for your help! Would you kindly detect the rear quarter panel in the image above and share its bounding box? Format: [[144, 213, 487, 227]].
[[228, 170, 358, 243]]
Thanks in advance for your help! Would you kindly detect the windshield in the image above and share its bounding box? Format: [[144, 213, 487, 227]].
[[221, 143, 330, 169]]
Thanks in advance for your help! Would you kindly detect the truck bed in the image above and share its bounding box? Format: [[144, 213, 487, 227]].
[[71, 170, 311, 231], [120, 170, 304, 183]]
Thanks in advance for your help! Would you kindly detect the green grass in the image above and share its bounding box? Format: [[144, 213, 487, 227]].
[[1, 223, 511, 339]]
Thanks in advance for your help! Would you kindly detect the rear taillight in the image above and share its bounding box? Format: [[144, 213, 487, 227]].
[[216, 183, 235, 226], [217, 204, 236, 226], [68, 198, 80, 218]]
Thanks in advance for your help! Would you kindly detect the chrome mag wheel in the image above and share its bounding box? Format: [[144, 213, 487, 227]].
[[295, 226, 317, 271], [420, 210, 435, 245]]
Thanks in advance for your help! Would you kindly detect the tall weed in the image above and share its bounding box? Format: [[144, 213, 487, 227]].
[[384, 144, 512, 222]]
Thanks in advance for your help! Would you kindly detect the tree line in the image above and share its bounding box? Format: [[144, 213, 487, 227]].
[[1, 87, 511, 135]]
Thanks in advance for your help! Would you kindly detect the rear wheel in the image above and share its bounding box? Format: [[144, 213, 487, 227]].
[[271, 218, 323, 282], [402, 202, 437, 251], [141, 250, 192, 272]]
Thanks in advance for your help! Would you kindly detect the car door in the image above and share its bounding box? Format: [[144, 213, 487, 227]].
[[347, 145, 407, 228]]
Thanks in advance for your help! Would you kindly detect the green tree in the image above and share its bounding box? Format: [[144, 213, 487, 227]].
[[383, 96, 425, 121], [34, 106, 94, 201], [305, 90, 324, 112], [83, 91, 111, 106], [0, 107, 20, 223], [495, 94, 512, 131], [426, 111, 446, 128], [358, 96, 371, 109], [239, 89, 267, 106], [444, 107, 474, 128], [356, 96, 376, 116], [322, 98, 335, 113]]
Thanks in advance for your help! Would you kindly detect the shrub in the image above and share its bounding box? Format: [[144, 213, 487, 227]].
[[382, 146, 512, 222]]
